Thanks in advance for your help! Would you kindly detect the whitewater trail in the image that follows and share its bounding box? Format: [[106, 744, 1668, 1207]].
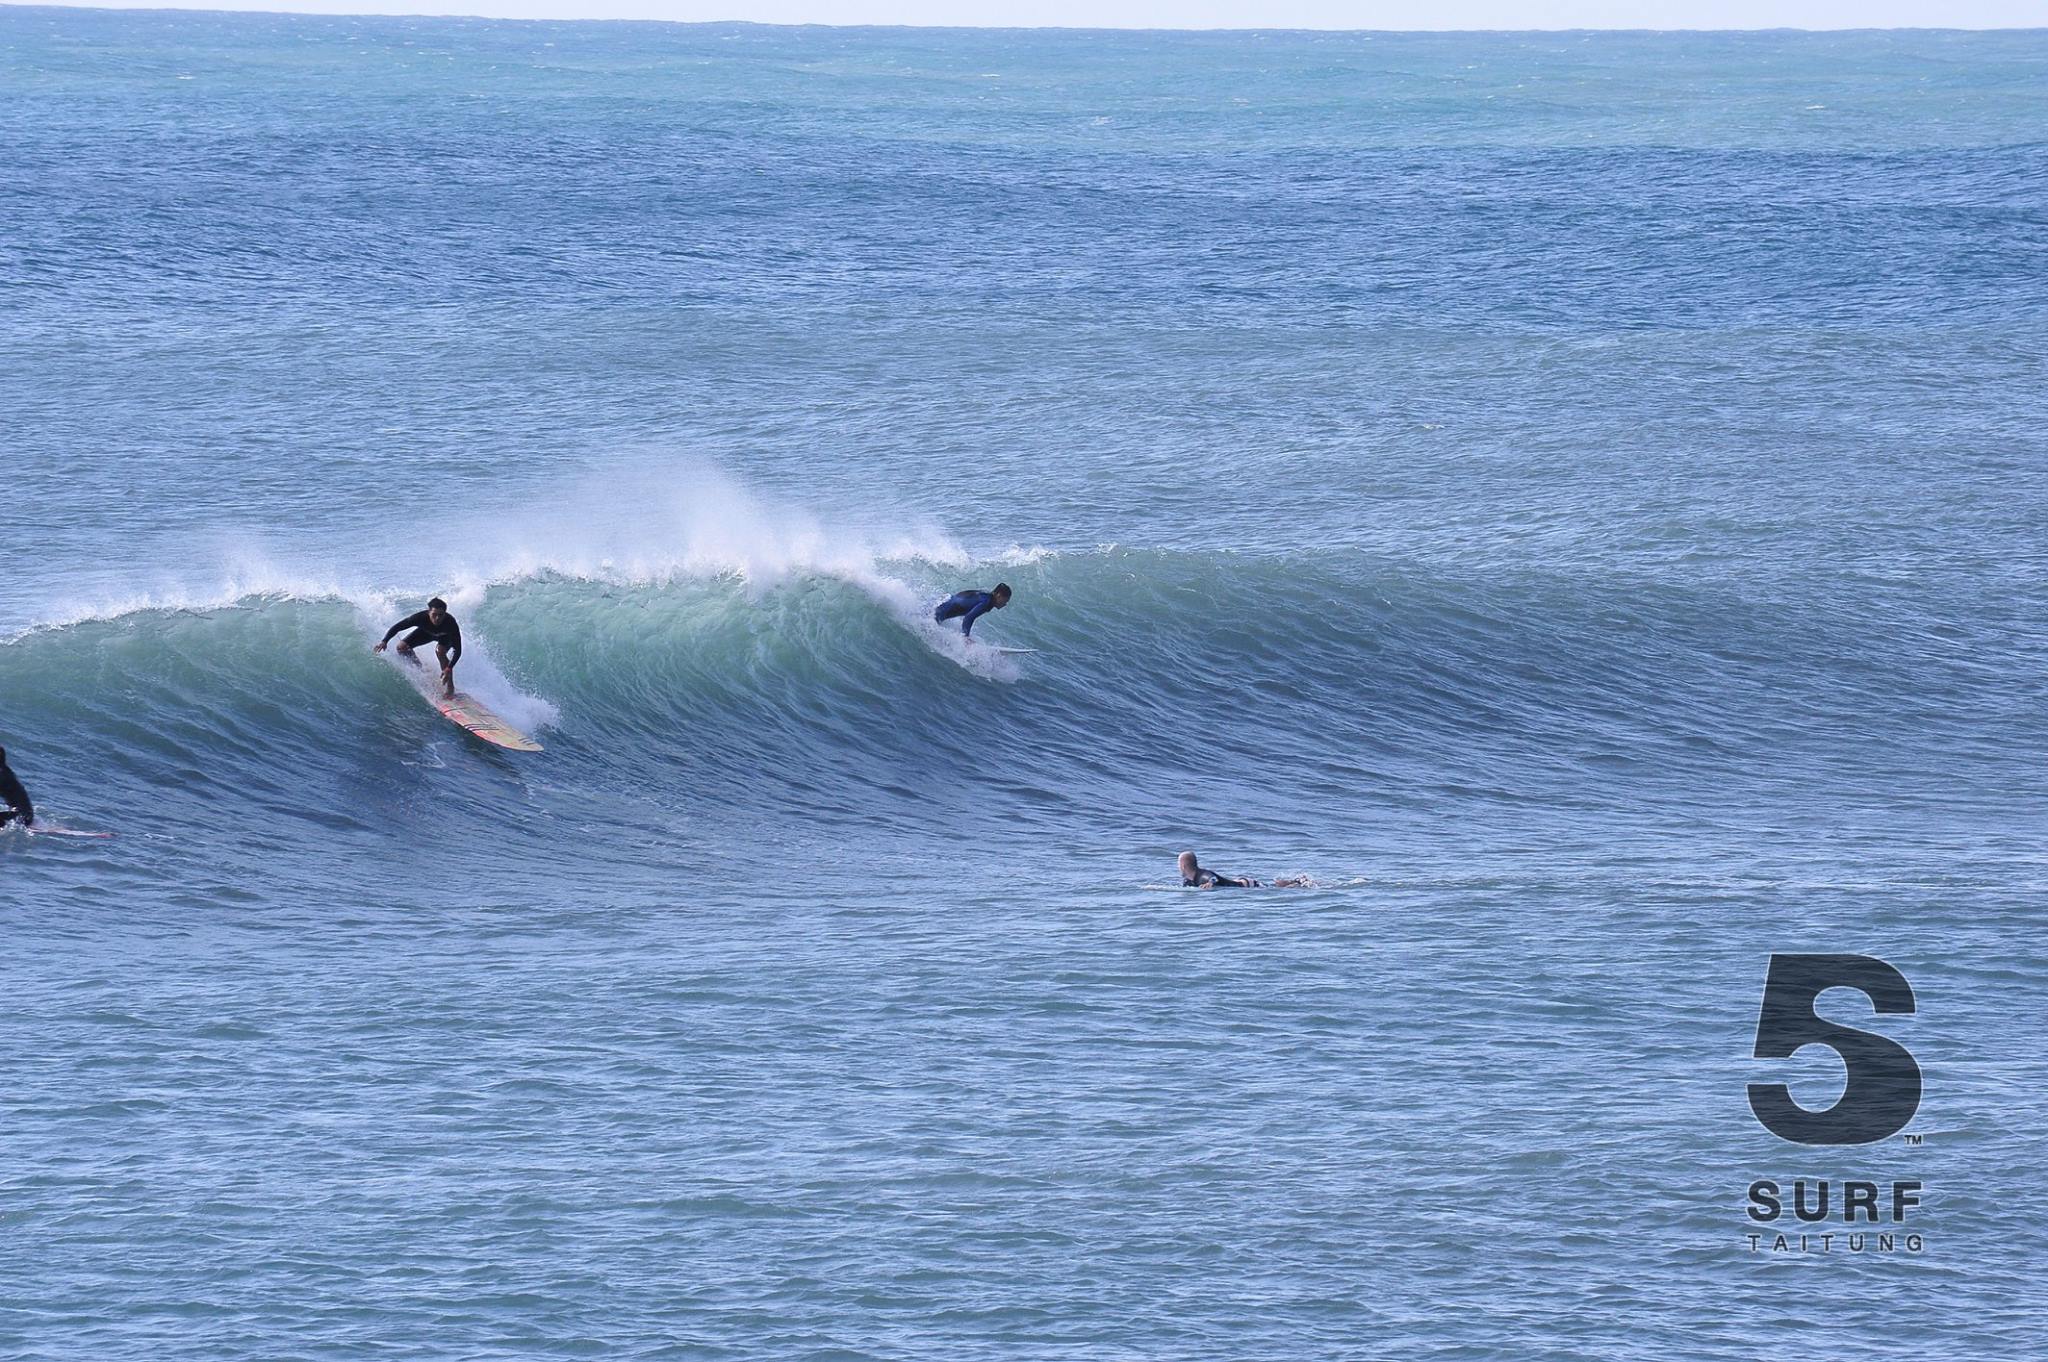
[[3, 468, 1041, 729]]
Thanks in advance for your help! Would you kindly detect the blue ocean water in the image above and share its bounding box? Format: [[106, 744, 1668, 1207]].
[[4, 6, 2047, 1356]]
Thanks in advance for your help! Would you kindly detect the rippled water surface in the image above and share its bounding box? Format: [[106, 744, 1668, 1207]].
[[3, 9, 2045, 1359]]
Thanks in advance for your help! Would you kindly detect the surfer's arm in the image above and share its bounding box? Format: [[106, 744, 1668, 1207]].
[[959, 599, 993, 637], [443, 625, 462, 667], [378, 611, 427, 647]]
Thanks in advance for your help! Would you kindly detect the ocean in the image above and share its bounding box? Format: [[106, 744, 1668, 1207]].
[[2, 7, 2044, 1357]]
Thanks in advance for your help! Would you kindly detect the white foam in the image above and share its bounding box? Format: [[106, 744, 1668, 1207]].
[[433, 459, 976, 594], [6, 461, 1029, 701], [5, 565, 359, 643], [11, 462, 978, 632]]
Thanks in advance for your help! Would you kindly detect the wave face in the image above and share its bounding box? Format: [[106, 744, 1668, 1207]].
[[5, 14, 2048, 1362], [1, 538, 2032, 866]]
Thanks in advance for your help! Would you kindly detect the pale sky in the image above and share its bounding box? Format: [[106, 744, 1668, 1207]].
[[27, 0, 2048, 26]]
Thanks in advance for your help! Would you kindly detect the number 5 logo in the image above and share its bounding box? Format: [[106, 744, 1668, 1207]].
[[1748, 954, 1921, 1145]]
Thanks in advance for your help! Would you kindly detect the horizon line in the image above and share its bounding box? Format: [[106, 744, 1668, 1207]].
[[7, 2, 2046, 34]]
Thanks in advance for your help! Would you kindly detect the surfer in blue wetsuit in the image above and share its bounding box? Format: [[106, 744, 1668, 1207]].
[[1178, 851, 1307, 889], [0, 747, 33, 830], [374, 597, 463, 699], [933, 583, 1012, 639]]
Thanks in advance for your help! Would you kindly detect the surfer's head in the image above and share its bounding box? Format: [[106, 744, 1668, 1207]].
[[427, 597, 448, 622], [1177, 851, 1199, 880], [992, 583, 1012, 607]]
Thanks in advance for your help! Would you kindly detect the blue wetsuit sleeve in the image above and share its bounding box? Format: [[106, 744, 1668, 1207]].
[[959, 595, 994, 636]]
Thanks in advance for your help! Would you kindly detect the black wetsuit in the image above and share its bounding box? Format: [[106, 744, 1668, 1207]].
[[382, 610, 462, 666], [1184, 869, 1257, 888], [0, 755, 33, 829]]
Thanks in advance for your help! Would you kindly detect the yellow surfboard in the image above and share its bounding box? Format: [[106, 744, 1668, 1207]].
[[389, 655, 544, 752], [430, 689, 544, 752]]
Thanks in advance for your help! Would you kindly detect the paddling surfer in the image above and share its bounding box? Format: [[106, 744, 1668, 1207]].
[[374, 597, 463, 699], [1177, 851, 1308, 889]]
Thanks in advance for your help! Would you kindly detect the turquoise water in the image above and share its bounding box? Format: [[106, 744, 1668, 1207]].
[[3, 8, 2045, 1357]]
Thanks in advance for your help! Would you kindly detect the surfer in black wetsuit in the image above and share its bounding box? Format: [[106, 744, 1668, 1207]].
[[933, 583, 1012, 639], [1178, 851, 1307, 889], [374, 597, 463, 698], [1179, 851, 1256, 888], [0, 747, 34, 830]]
